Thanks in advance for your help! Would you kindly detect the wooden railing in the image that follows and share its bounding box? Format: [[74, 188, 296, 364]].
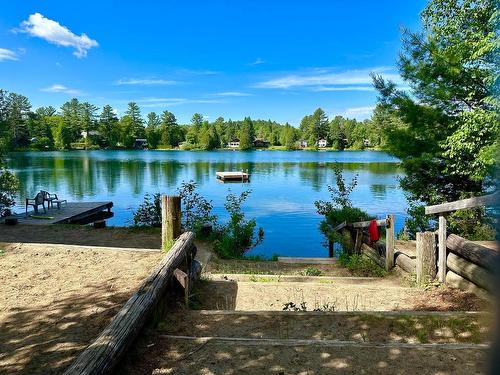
[[425, 192, 498, 282], [335, 214, 395, 271], [64, 195, 198, 375]]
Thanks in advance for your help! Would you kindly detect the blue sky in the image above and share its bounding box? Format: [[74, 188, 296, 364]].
[[0, 1, 426, 125]]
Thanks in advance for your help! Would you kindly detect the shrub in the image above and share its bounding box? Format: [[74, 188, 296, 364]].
[[213, 190, 264, 259], [177, 180, 217, 234], [301, 267, 323, 276], [133, 193, 162, 227], [338, 253, 386, 277], [315, 164, 372, 251]]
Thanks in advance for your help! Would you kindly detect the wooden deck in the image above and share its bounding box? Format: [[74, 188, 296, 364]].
[[216, 171, 250, 182], [7, 202, 113, 225]]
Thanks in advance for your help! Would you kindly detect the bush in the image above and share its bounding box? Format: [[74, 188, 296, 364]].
[[213, 190, 264, 259], [177, 181, 217, 234], [133, 193, 162, 227], [315, 164, 372, 250], [338, 253, 386, 277]]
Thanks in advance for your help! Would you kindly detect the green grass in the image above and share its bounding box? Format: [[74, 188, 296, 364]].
[[301, 267, 323, 276], [338, 253, 387, 277]]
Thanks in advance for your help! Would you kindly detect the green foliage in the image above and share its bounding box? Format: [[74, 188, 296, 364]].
[[133, 193, 162, 227], [338, 253, 386, 277], [0, 141, 18, 208], [372, 0, 498, 206], [177, 181, 217, 233], [315, 164, 372, 245], [213, 189, 264, 259], [238, 117, 255, 150], [301, 267, 323, 276]]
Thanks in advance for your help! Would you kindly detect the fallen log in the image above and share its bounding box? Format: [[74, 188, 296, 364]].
[[446, 252, 493, 292], [63, 232, 195, 375], [446, 234, 497, 270], [445, 270, 489, 299], [395, 251, 416, 274]]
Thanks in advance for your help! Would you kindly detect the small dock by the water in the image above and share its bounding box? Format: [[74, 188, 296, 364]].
[[216, 171, 250, 182], [7, 201, 113, 226]]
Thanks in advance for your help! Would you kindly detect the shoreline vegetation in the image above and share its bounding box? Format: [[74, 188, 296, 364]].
[[0, 90, 390, 153]]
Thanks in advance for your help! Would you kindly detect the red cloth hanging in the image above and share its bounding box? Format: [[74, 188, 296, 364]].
[[368, 219, 380, 244]]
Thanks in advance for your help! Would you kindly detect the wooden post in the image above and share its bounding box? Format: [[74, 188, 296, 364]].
[[161, 195, 181, 250], [385, 214, 395, 271], [437, 215, 447, 282], [416, 231, 436, 284], [328, 240, 334, 258]]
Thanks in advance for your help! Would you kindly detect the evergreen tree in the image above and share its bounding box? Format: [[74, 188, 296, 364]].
[[125, 102, 145, 139], [6, 93, 31, 148], [81, 102, 99, 145], [239, 117, 255, 150], [98, 105, 119, 147], [160, 110, 178, 147], [145, 112, 161, 149], [61, 98, 82, 144]]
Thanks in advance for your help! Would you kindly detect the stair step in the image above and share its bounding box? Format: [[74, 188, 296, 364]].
[[158, 310, 490, 345], [195, 279, 427, 311], [206, 273, 382, 284]]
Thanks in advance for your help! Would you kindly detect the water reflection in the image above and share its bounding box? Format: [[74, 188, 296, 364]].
[[7, 150, 406, 257]]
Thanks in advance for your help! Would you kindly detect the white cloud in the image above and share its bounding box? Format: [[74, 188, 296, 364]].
[[0, 48, 18, 61], [342, 106, 376, 118], [116, 78, 178, 86], [248, 57, 265, 66], [41, 84, 82, 95], [312, 86, 375, 92], [135, 97, 226, 107], [254, 67, 402, 90], [212, 91, 252, 97], [17, 13, 98, 58]]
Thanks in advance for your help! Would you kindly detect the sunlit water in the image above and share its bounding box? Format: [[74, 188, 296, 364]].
[[6, 150, 406, 257]]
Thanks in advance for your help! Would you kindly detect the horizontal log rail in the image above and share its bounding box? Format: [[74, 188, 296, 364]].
[[64, 232, 196, 375], [425, 192, 498, 215], [348, 218, 387, 229]]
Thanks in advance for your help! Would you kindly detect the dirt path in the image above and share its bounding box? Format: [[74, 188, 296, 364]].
[[0, 244, 162, 374]]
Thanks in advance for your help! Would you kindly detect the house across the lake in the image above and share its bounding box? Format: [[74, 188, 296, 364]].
[[134, 138, 148, 149], [364, 139, 371, 147], [253, 139, 270, 148], [297, 140, 308, 149], [317, 139, 328, 148], [228, 138, 240, 148]]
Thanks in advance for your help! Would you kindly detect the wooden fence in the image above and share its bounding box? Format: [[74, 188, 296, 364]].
[[64, 195, 198, 375], [336, 192, 498, 296]]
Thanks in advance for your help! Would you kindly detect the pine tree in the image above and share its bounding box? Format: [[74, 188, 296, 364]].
[[98, 105, 119, 147]]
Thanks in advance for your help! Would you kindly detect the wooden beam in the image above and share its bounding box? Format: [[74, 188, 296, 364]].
[[446, 234, 497, 271], [360, 243, 385, 269], [162, 195, 181, 250], [447, 253, 493, 291], [416, 232, 436, 283], [425, 193, 498, 215], [385, 214, 395, 271], [332, 221, 347, 231], [349, 219, 387, 229], [437, 215, 447, 282], [395, 251, 416, 274], [63, 232, 195, 375]]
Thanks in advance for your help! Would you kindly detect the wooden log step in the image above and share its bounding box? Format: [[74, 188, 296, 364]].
[[395, 251, 416, 274], [447, 253, 493, 292], [277, 257, 337, 265]]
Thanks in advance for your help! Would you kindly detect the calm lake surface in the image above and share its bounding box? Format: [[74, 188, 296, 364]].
[[7, 150, 406, 257]]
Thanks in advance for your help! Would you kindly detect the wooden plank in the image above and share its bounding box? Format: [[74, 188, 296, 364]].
[[158, 334, 489, 350], [385, 214, 395, 270], [425, 193, 498, 215], [349, 219, 386, 229], [446, 234, 497, 271], [332, 221, 346, 231], [416, 232, 437, 283], [437, 215, 447, 282], [277, 257, 337, 265], [447, 253, 493, 291], [63, 232, 195, 375], [195, 310, 486, 317], [445, 270, 490, 299]]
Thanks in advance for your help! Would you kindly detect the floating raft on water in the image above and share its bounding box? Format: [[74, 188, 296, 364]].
[[216, 171, 250, 182], [9, 201, 113, 225]]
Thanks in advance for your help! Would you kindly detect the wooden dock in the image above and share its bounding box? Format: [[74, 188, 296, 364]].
[[216, 171, 250, 182], [7, 201, 113, 226]]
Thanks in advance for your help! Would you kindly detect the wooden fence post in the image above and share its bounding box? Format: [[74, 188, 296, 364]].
[[416, 231, 436, 284], [385, 214, 395, 271], [437, 215, 447, 282], [161, 195, 181, 250]]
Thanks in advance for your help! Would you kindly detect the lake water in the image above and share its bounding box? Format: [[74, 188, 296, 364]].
[[6, 150, 406, 257]]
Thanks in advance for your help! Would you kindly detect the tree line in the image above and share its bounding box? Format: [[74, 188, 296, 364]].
[[0, 90, 387, 151]]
